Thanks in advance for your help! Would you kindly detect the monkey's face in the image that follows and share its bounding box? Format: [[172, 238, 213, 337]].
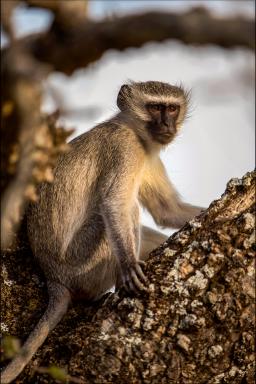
[[117, 81, 189, 144], [146, 103, 180, 144]]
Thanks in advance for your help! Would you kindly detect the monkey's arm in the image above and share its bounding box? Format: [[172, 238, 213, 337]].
[[139, 159, 204, 228], [101, 175, 147, 293]]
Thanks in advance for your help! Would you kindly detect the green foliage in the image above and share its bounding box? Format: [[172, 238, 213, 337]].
[[47, 365, 68, 382], [1, 336, 20, 360]]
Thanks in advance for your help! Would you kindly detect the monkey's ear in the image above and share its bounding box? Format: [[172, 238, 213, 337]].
[[117, 84, 132, 111]]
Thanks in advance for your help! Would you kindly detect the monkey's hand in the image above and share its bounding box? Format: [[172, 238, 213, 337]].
[[120, 260, 148, 294], [165, 204, 206, 228], [184, 204, 205, 218]]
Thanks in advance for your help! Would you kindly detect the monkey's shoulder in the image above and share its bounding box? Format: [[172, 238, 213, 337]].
[[68, 120, 145, 161], [72, 120, 140, 142]]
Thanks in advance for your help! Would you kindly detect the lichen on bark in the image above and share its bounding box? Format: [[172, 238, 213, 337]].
[[1, 171, 255, 383]]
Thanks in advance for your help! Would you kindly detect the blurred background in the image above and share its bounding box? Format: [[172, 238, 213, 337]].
[[2, 0, 255, 236]]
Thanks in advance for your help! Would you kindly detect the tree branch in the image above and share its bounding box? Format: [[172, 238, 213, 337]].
[[0, 47, 73, 249], [4, 7, 254, 75], [1, 171, 255, 383], [24, 0, 89, 26]]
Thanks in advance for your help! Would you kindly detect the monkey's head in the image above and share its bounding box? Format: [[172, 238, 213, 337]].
[[117, 81, 190, 145]]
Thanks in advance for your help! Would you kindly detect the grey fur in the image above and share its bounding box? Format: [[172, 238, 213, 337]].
[[1, 81, 203, 383]]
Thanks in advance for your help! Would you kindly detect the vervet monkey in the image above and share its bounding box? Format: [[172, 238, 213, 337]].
[[1, 81, 204, 383]]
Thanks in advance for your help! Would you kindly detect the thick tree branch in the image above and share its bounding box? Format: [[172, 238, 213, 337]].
[[1, 171, 255, 383], [3, 7, 254, 75]]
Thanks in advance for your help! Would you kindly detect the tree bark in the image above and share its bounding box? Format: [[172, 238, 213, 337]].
[[1, 171, 255, 384]]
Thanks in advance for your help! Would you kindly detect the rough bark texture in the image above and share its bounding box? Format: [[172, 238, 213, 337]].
[[1, 171, 255, 384]]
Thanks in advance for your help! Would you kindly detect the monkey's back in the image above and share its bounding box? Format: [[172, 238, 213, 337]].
[[27, 121, 144, 295]]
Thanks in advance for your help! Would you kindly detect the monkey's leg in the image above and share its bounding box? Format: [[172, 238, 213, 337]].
[[1, 281, 71, 384], [139, 225, 168, 261]]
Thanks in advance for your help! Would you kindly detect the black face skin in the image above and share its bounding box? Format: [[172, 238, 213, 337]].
[[146, 103, 180, 144]]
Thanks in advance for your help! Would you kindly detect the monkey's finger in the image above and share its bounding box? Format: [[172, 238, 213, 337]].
[[131, 269, 147, 291], [138, 260, 146, 267], [122, 269, 146, 293], [122, 274, 139, 294], [122, 277, 130, 293], [126, 277, 141, 295], [123, 281, 132, 293], [135, 263, 147, 284], [122, 273, 136, 293]]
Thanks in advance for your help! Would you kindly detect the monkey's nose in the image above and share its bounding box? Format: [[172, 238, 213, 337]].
[[162, 119, 170, 127], [166, 122, 176, 135]]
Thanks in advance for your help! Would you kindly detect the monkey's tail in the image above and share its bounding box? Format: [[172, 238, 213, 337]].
[[1, 281, 71, 384]]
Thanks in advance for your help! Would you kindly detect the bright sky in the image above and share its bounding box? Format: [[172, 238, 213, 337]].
[[3, 1, 255, 235]]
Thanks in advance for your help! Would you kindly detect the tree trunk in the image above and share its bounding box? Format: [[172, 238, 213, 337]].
[[1, 171, 255, 384]]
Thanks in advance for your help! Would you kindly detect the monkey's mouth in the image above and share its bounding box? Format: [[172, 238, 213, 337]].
[[148, 123, 175, 144], [153, 132, 174, 144]]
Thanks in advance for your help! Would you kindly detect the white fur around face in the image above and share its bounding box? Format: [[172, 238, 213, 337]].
[[130, 92, 187, 124], [142, 94, 185, 105]]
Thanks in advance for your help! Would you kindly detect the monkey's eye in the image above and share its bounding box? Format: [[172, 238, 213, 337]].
[[168, 104, 178, 113], [147, 104, 161, 113]]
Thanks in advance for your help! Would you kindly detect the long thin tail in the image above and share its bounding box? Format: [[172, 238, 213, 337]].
[[1, 281, 71, 384]]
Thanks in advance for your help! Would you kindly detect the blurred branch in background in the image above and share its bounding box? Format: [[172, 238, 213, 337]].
[[0, 0, 254, 247], [25, 0, 88, 25], [1, 46, 73, 247], [4, 4, 254, 75], [1, 0, 17, 41]]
